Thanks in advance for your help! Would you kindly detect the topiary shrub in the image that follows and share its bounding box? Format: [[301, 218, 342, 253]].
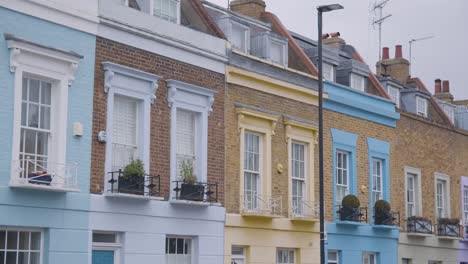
[[342, 194, 360, 209], [374, 200, 392, 225]]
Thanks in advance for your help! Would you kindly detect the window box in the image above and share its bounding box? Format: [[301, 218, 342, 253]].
[[180, 183, 205, 201], [406, 217, 433, 234], [172, 181, 218, 203], [436, 218, 460, 238], [27, 171, 52, 186], [107, 170, 161, 197]]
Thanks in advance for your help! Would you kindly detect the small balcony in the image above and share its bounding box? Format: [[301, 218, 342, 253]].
[[107, 170, 161, 199], [406, 217, 433, 235], [172, 180, 219, 204], [241, 193, 283, 218], [436, 219, 461, 239], [336, 205, 368, 224], [290, 200, 319, 221], [373, 210, 400, 227], [10, 159, 79, 192]]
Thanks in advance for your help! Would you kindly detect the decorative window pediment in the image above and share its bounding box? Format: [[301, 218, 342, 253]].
[[166, 80, 216, 114], [236, 107, 279, 136]]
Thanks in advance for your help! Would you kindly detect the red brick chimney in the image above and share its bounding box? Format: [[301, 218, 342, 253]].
[[230, 0, 266, 20], [434, 79, 454, 103], [376, 45, 410, 85], [382, 47, 389, 60]]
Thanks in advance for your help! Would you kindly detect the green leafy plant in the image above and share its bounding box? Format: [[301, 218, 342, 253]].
[[123, 159, 145, 178], [438, 218, 460, 225], [374, 200, 391, 212], [407, 216, 430, 222], [180, 160, 197, 185], [342, 194, 360, 209]]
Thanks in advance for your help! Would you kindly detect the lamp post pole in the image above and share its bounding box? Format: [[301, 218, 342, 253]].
[[317, 4, 343, 264]]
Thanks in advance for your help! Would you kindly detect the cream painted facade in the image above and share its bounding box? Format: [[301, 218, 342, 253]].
[[399, 233, 461, 264]]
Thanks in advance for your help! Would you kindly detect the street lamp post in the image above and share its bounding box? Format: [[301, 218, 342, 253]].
[[317, 4, 343, 264]]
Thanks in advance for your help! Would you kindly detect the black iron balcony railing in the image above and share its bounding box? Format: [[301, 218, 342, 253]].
[[108, 170, 160, 196], [336, 206, 368, 223], [436, 223, 461, 238], [406, 217, 433, 234], [374, 210, 400, 226], [173, 181, 218, 203]]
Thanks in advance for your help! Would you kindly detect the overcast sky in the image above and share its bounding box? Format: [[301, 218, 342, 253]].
[[207, 0, 468, 100]]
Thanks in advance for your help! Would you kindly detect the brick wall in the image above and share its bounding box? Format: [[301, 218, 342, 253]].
[[90, 37, 225, 203]]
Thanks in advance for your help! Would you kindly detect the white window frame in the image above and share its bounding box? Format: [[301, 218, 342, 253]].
[[92, 232, 122, 264], [372, 158, 384, 203], [102, 62, 160, 191], [128, 0, 181, 24], [387, 85, 400, 108], [363, 252, 376, 264], [322, 63, 335, 82], [434, 173, 451, 219], [336, 150, 350, 204], [230, 21, 250, 54], [167, 80, 215, 198], [404, 167, 423, 218], [270, 39, 287, 66], [328, 251, 339, 264], [350, 73, 366, 92], [0, 227, 44, 264], [276, 248, 296, 264], [463, 185, 468, 224], [165, 236, 193, 264], [243, 131, 262, 211], [7, 35, 81, 185], [231, 246, 246, 264], [416, 96, 428, 117], [291, 141, 307, 216]]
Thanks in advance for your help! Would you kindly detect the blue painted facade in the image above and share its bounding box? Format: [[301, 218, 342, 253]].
[[0, 7, 95, 264], [325, 82, 400, 264]]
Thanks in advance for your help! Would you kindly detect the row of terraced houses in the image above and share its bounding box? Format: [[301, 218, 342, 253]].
[[1, 0, 468, 264]]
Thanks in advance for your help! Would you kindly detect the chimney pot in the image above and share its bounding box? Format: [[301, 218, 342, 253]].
[[330, 32, 341, 38], [435, 79, 442, 94], [395, 45, 403, 59], [322, 33, 330, 40], [382, 47, 389, 60], [442, 80, 450, 93]]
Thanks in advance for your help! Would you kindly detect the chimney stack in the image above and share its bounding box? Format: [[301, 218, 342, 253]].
[[434, 79, 442, 93], [434, 79, 454, 103], [382, 47, 389, 60], [323, 32, 346, 49], [376, 44, 410, 85], [230, 0, 266, 20]]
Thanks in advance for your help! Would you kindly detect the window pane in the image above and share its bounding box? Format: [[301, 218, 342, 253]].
[[176, 238, 184, 254], [18, 252, 28, 264], [29, 79, 40, 103], [92, 233, 116, 243], [0, 231, 5, 249], [28, 104, 39, 128], [232, 24, 246, 51], [39, 106, 50, 130], [41, 81, 51, 105], [30, 252, 40, 264], [7, 231, 18, 250], [36, 132, 48, 156], [168, 238, 176, 254], [21, 103, 27, 126], [271, 41, 283, 64], [30, 232, 41, 250], [19, 232, 29, 250], [6, 252, 16, 264], [22, 78, 28, 101]]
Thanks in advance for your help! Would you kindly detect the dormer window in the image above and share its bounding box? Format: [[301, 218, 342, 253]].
[[130, 0, 180, 23], [416, 96, 428, 117], [350, 73, 365, 92], [387, 85, 400, 108], [445, 107, 455, 123], [322, 63, 335, 82], [251, 32, 288, 66], [231, 22, 250, 53], [270, 39, 287, 65]]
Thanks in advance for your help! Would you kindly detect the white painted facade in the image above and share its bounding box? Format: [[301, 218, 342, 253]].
[[399, 234, 460, 264]]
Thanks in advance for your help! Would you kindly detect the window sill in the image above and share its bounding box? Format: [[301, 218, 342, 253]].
[[372, 224, 401, 230], [104, 192, 164, 201], [405, 232, 433, 238], [289, 216, 319, 223], [436, 236, 460, 241], [335, 220, 368, 227], [169, 199, 221, 207], [9, 182, 80, 193], [241, 211, 283, 219]]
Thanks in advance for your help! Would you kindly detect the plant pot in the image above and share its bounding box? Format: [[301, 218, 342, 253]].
[[118, 174, 144, 195], [180, 183, 205, 201], [28, 172, 52, 185], [375, 211, 392, 225], [339, 207, 360, 222]]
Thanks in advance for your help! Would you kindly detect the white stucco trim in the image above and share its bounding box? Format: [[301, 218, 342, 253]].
[[167, 80, 216, 197], [404, 166, 423, 218], [7, 35, 82, 185], [0, 0, 99, 34], [102, 62, 161, 192], [434, 173, 451, 218]]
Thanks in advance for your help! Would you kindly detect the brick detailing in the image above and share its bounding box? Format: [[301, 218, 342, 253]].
[[90, 37, 225, 203]]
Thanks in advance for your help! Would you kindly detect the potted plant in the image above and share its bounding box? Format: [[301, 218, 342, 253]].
[[119, 160, 145, 195], [407, 216, 432, 234], [374, 200, 393, 225], [338, 195, 361, 222], [28, 170, 52, 185], [179, 160, 205, 201], [437, 218, 460, 237]]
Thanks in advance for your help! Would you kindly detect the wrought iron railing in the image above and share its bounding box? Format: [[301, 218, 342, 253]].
[[241, 192, 283, 217], [108, 170, 160, 197], [336, 206, 368, 223], [290, 199, 319, 219], [406, 217, 433, 234], [436, 222, 461, 238], [172, 181, 218, 203], [373, 210, 400, 226], [12, 159, 79, 190]]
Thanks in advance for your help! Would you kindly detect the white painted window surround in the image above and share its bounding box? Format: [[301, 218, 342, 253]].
[[92, 232, 122, 264], [416, 96, 428, 117], [0, 228, 44, 264], [102, 62, 161, 190], [405, 166, 423, 218], [387, 85, 400, 108], [6, 34, 81, 185], [434, 173, 451, 219], [231, 21, 250, 53], [167, 80, 216, 196], [350, 73, 366, 92]]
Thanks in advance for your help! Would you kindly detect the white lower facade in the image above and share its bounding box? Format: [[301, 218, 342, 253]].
[[398, 233, 461, 264], [89, 194, 225, 264]]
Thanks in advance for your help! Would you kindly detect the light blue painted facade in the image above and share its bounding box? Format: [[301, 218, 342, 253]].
[[0, 7, 95, 264], [325, 82, 400, 264], [324, 81, 400, 127]]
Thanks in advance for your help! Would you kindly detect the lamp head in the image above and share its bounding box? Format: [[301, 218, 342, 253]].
[[317, 4, 344, 13]]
